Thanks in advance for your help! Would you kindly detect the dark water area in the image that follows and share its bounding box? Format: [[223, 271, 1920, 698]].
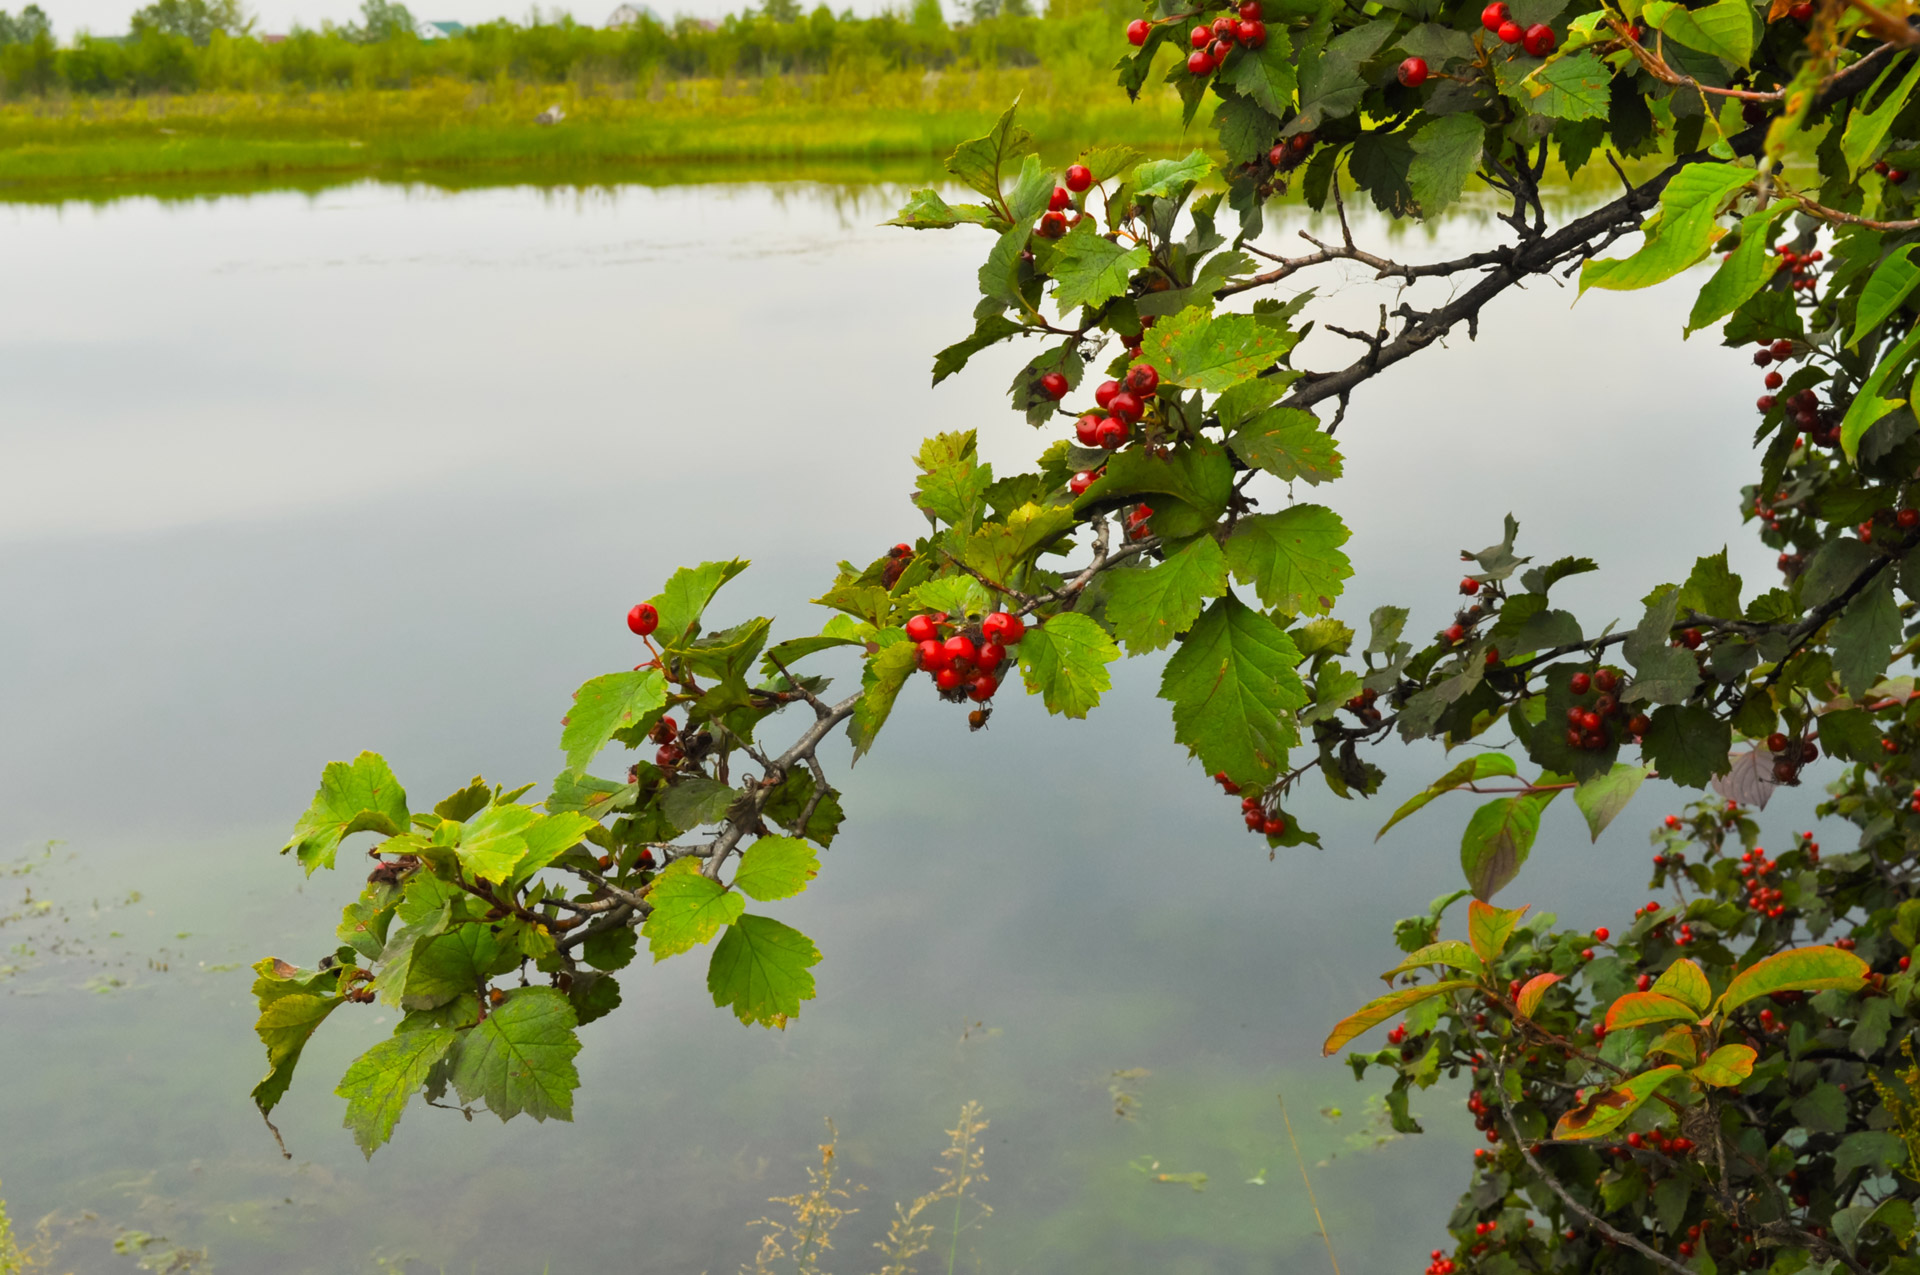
[[0, 176, 1830, 1272]]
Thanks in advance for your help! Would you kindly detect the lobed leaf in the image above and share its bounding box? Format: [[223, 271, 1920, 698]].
[[708, 913, 822, 1028], [449, 988, 582, 1123]]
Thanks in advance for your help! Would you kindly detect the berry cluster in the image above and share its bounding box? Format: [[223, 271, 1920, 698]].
[[1735, 845, 1790, 917], [1342, 683, 1384, 725], [1074, 362, 1160, 451], [1855, 504, 1919, 545], [1874, 159, 1911, 183], [1562, 666, 1648, 751], [1440, 576, 1499, 648], [1033, 164, 1095, 240], [883, 540, 914, 588], [1213, 769, 1289, 837], [1479, 1, 1557, 54], [1424, 1249, 1458, 1275], [906, 609, 1025, 707], [1175, 0, 1268, 77], [1764, 729, 1819, 783]]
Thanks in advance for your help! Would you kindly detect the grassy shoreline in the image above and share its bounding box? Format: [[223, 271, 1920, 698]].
[[0, 71, 1198, 202]]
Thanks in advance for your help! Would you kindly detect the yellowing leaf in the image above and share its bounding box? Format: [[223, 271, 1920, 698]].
[[1690, 1043, 1757, 1087], [1380, 940, 1485, 984], [641, 859, 745, 960], [1605, 991, 1699, 1031], [1553, 1066, 1684, 1140], [1322, 980, 1476, 1056], [1651, 958, 1712, 1013], [1716, 944, 1870, 1014], [1467, 899, 1529, 964], [1516, 972, 1562, 1018]]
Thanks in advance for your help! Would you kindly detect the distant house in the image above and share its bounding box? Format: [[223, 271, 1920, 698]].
[[260, 32, 286, 42], [416, 19, 465, 38], [605, 4, 660, 27]]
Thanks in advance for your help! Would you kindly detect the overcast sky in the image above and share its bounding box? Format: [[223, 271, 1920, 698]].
[[33, 0, 897, 36]]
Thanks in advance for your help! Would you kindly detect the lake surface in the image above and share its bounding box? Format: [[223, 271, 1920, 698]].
[[0, 171, 1830, 1273]]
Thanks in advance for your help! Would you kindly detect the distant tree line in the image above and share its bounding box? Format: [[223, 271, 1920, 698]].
[[0, 0, 1105, 98]]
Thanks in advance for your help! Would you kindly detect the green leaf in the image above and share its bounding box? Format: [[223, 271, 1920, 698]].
[[250, 957, 343, 1118], [932, 314, 1022, 386], [1832, 573, 1901, 697], [1460, 793, 1555, 900], [1104, 537, 1230, 655], [1140, 304, 1300, 392], [284, 752, 411, 875], [641, 859, 745, 960], [1132, 150, 1214, 198], [960, 501, 1079, 584], [733, 836, 819, 903], [1553, 1066, 1684, 1139], [1380, 940, 1487, 983], [660, 774, 740, 830], [1016, 611, 1120, 718], [1716, 945, 1870, 1014], [1842, 320, 1920, 461], [335, 1027, 456, 1157], [514, 812, 598, 881], [1641, 0, 1754, 65], [1160, 595, 1308, 787], [1377, 753, 1519, 841], [1224, 28, 1297, 115], [1678, 548, 1743, 620], [1854, 244, 1920, 346], [1224, 505, 1353, 617], [648, 559, 749, 648], [1841, 54, 1920, 177], [1689, 1043, 1756, 1087], [1227, 407, 1343, 484], [1834, 1130, 1909, 1181], [947, 100, 1037, 204], [1652, 957, 1712, 1012], [913, 430, 992, 533], [1322, 980, 1476, 1055], [886, 188, 1002, 230], [1686, 202, 1791, 334], [762, 770, 845, 847], [449, 987, 581, 1122], [1640, 704, 1731, 787], [456, 803, 541, 884], [1581, 163, 1755, 293], [545, 771, 636, 821], [1408, 114, 1485, 216], [909, 575, 991, 620], [847, 634, 922, 761], [1573, 764, 1652, 841], [1005, 152, 1055, 222], [1074, 441, 1235, 536], [1049, 219, 1150, 314], [1513, 51, 1611, 121], [708, 914, 822, 1027]]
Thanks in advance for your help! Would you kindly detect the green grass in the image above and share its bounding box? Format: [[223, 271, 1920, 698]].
[[0, 71, 1197, 201]]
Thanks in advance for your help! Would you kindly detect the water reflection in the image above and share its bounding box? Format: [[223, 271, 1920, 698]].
[[0, 173, 1831, 1272]]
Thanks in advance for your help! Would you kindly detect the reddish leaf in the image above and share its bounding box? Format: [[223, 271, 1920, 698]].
[[1467, 899, 1530, 965], [1553, 1065, 1684, 1140], [1605, 991, 1699, 1032], [1516, 972, 1561, 1018]]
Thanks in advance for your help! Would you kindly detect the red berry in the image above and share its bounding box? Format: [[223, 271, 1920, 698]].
[[1038, 211, 1068, 239], [1581, 710, 1603, 732], [1680, 628, 1703, 649], [1039, 372, 1069, 400], [1459, 577, 1479, 595], [1125, 363, 1160, 397], [1757, 394, 1776, 411], [1290, 132, 1313, 155], [1189, 23, 1210, 47], [1754, 349, 1773, 367], [1570, 671, 1591, 695], [968, 673, 999, 702], [1903, 956, 1912, 971], [1075, 413, 1105, 447], [1481, 1, 1508, 29], [917, 639, 949, 672], [1636, 973, 1652, 992], [1126, 17, 1150, 44], [982, 611, 1026, 645], [1238, 0, 1261, 16], [1595, 668, 1619, 693], [1789, 0, 1811, 17], [1581, 947, 1595, 960], [1593, 927, 1609, 941], [1770, 338, 1793, 358], [627, 602, 660, 637], [1092, 379, 1120, 409], [1065, 164, 1093, 192], [1237, 19, 1265, 45], [655, 742, 683, 767], [1268, 144, 1287, 167], [1244, 809, 1264, 829], [1398, 55, 1429, 86], [1767, 732, 1789, 753], [1212, 14, 1235, 34], [976, 640, 1007, 670], [943, 634, 977, 668], [1900, 509, 1919, 529], [1446, 624, 1467, 643], [905, 614, 939, 644], [934, 666, 963, 692], [1108, 391, 1144, 421], [1261, 817, 1286, 837], [1068, 470, 1097, 496], [1497, 18, 1523, 41], [1188, 47, 1216, 74], [1764, 370, 1783, 389], [1096, 417, 1130, 449], [1522, 22, 1554, 54], [1048, 186, 1070, 213]]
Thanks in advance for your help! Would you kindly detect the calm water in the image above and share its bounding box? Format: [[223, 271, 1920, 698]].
[[0, 174, 1829, 1273]]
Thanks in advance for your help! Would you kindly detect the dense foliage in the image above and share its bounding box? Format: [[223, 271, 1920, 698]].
[[0, 0, 1100, 99], [241, 0, 1920, 1267]]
